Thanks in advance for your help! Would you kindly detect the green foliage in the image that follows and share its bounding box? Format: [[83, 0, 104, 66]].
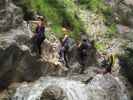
[[51, 25, 63, 38], [79, 0, 110, 13], [89, 0, 106, 12], [20, 0, 115, 40], [22, 0, 84, 39], [105, 23, 117, 38], [95, 42, 106, 52], [79, 0, 114, 28]]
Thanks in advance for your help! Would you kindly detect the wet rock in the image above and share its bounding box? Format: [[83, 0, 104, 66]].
[[40, 85, 66, 100], [11, 75, 130, 100], [87, 74, 130, 100]]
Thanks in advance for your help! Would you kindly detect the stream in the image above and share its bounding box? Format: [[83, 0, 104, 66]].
[[12, 74, 130, 100]]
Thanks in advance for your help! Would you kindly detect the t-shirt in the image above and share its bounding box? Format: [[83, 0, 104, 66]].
[[36, 25, 45, 38]]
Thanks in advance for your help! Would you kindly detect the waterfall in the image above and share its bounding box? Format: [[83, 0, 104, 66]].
[[12, 77, 88, 100], [12, 75, 130, 100]]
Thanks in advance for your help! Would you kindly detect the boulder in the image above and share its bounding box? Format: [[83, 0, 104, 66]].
[[40, 85, 66, 100], [0, 27, 67, 82], [87, 74, 130, 100]]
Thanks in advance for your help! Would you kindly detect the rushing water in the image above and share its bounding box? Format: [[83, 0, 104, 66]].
[[13, 77, 88, 100], [12, 74, 130, 100]]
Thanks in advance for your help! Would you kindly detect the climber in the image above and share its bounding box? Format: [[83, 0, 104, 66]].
[[78, 38, 91, 74], [59, 28, 70, 68], [98, 53, 115, 74], [105, 53, 115, 74], [31, 16, 45, 56]]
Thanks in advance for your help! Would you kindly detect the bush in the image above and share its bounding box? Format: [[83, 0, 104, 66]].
[[79, 0, 110, 13], [95, 41, 106, 52], [21, 0, 84, 39], [105, 23, 117, 38]]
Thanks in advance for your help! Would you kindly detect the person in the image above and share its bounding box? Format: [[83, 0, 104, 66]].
[[59, 28, 70, 68], [31, 16, 46, 56], [105, 53, 115, 74], [78, 38, 91, 74], [99, 53, 115, 74]]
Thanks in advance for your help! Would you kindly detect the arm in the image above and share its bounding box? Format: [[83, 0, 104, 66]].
[[29, 21, 39, 36], [62, 35, 68, 42], [78, 42, 81, 48], [29, 21, 40, 25]]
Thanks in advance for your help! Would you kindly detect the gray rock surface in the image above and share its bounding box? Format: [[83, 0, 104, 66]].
[[0, 0, 23, 32], [108, 0, 133, 27], [0, 0, 67, 84]]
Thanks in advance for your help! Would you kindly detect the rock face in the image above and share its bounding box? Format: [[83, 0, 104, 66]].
[[108, 0, 133, 27], [0, 26, 66, 83], [119, 47, 133, 84], [0, 0, 23, 32], [0, 0, 67, 88], [0, 0, 33, 87], [112, 0, 133, 90], [0, 24, 39, 82], [87, 74, 129, 100]]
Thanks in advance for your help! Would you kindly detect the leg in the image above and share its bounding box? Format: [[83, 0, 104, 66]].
[[37, 38, 44, 55], [105, 67, 112, 74], [80, 55, 86, 74], [64, 50, 69, 68], [59, 47, 65, 64], [59, 47, 65, 58], [31, 36, 38, 53]]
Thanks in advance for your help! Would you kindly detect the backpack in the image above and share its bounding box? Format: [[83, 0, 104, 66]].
[[63, 37, 71, 50], [36, 25, 45, 39], [101, 59, 108, 68], [80, 42, 90, 56]]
